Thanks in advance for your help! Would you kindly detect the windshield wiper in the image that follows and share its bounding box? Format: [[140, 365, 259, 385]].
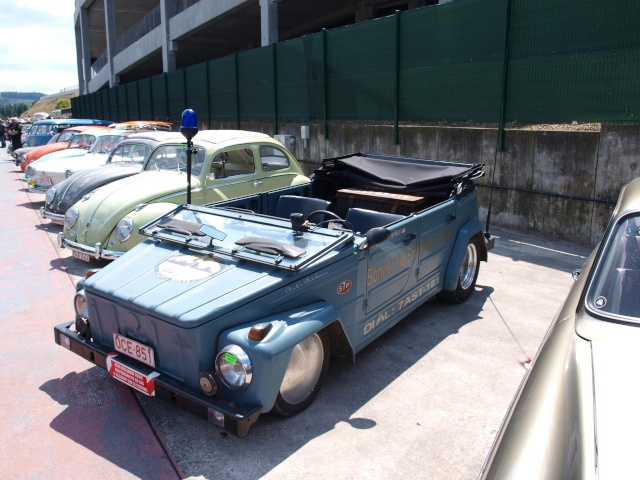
[[155, 218, 227, 244], [234, 236, 305, 258]]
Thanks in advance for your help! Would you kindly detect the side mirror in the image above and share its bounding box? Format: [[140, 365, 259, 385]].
[[364, 227, 391, 249]]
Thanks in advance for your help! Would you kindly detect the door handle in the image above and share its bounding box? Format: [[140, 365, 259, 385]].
[[252, 180, 263, 187], [403, 233, 417, 245]]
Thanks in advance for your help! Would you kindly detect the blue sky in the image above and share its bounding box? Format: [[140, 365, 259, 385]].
[[1, 0, 77, 95]]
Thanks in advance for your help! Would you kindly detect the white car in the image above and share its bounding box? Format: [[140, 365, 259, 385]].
[[29, 131, 137, 192]]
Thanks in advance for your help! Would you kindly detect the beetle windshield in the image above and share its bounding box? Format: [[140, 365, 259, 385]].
[[586, 212, 640, 321], [90, 134, 123, 154], [67, 133, 97, 150], [143, 144, 205, 176]]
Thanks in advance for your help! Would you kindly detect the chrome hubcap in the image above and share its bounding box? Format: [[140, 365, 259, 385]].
[[459, 242, 478, 289]]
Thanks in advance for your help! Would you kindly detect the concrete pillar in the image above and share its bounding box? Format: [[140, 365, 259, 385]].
[[76, 7, 91, 95], [260, 0, 278, 46], [104, 0, 119, 87], [355, 1, 374, 22], [160, 0, 177, 72]]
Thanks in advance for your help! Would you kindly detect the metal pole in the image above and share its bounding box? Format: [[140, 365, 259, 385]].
[[186, 139, 192, 204]]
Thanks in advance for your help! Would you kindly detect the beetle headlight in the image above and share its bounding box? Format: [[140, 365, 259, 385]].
[[65, 169, 74, 178], [74, 289, 89, 318], [45, 186, 57, 204], [116, 217, 133, 242], [26, 166, 34, 176], [65, 206, 79, 229], [215, 345, 252, 390]]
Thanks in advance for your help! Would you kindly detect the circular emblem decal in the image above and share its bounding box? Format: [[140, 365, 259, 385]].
[[337, 280, 352, 295], [156, 253, 222, 282]]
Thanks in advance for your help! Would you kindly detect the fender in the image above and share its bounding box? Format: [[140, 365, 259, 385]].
[[218, 301, 340, 412], [443, 219, 484, 291]]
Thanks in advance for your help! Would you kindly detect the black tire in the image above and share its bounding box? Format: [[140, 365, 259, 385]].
[[272, 329, 330, 416], [440, 235, 482, 303]]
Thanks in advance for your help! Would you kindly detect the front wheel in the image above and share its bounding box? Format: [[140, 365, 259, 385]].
[[272, 329, 330, 416], [440, 235, 481, 303]]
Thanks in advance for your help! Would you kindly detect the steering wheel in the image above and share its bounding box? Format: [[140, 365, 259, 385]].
[[306, 210, 342, 223], [306, 210, 353, 231]]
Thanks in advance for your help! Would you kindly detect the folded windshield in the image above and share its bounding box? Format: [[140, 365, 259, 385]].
[[141, 205, 353, 271]]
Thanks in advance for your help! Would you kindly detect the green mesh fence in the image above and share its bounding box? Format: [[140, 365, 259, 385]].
[[73, 0, 640, 128], [208, 56, 238, 122]]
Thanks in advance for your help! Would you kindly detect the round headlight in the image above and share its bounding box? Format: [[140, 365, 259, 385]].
[[45, 186, 57, 204], [65, 169, 74, 178], [116, 217, 134, 242], [74, 290, 89, 318], [216, 345, 252, 390], [65, 206, 79, 229], [26, 166, 34, 176]]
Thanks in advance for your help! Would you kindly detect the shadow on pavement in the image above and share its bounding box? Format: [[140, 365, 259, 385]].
[[40, 368, 181, 480], [138, 284, 493, 479]]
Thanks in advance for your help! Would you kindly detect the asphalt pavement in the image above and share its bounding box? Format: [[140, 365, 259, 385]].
[[0, 147, 595, 479]]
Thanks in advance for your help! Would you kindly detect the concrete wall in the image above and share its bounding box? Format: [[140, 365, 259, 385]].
[[208, 120, 640, 246]]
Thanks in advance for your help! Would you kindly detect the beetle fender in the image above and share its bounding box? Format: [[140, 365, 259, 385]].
[[218, 301, 340, 412], [443, 219, 485, 291]]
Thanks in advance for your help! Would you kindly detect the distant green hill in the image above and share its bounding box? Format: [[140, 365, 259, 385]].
[[0, 91, 45, 106]]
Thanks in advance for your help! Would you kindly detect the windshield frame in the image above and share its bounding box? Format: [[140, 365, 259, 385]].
[[585, 210, 640, 322], [140, 204, 354, 271]]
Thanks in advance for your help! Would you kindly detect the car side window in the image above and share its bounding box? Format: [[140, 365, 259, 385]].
[[210, 148, 255, 178], [259, 145, 290, 171], [587, 214, 640, 320]]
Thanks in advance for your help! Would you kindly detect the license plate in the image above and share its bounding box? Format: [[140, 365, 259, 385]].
[[72, 250, 92, 262], [113, 333, 156, 367], [39, 177, 52, 186], [106, 353, 160, 396], [51, 217, 64, 225]]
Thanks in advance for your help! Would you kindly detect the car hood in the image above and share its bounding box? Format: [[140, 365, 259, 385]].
[[24, 142, 68, 162], [50, 163, 143, 214], [85, 241, 285, 329], [36, 152, 110, 175], [576, 315, 640, 478], [70, 171, 201, 245], [33, 148, 87, 167]]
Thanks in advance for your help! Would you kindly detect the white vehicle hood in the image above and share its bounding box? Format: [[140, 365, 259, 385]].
[[34, 152, 110, 175]]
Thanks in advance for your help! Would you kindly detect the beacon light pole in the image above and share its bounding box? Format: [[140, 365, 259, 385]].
[[180, 109, 198, 204]]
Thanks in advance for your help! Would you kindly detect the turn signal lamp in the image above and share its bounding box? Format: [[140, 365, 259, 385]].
[[248, 322, 273, 341]]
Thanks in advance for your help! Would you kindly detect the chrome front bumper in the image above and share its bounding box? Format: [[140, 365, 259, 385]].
[[57, 233, 124, 261], [40, 207, 65, 225]]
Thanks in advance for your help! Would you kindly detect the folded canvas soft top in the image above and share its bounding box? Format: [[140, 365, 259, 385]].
[[314, 152, 484, 198]]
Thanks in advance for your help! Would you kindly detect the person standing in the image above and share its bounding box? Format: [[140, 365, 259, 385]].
[[0, 120, 6, 148], [7, 118, 21, 152]]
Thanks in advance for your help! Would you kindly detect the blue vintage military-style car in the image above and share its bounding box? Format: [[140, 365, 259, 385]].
[[54, 152, 492, 437]]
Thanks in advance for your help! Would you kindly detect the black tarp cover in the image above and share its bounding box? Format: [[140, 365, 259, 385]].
[[315, 153, 484, 197]]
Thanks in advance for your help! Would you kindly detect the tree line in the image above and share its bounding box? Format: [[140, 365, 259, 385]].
[[0, 103, 32, 119]]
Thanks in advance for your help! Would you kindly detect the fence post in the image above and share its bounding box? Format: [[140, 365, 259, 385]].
[[272, 42, 278, 135], [205, 60, 211, 128], [498, 0, 513, 152], [393, 10, 401, 146], [235, 52, 240, 129], [322, 28, 328, 139]]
